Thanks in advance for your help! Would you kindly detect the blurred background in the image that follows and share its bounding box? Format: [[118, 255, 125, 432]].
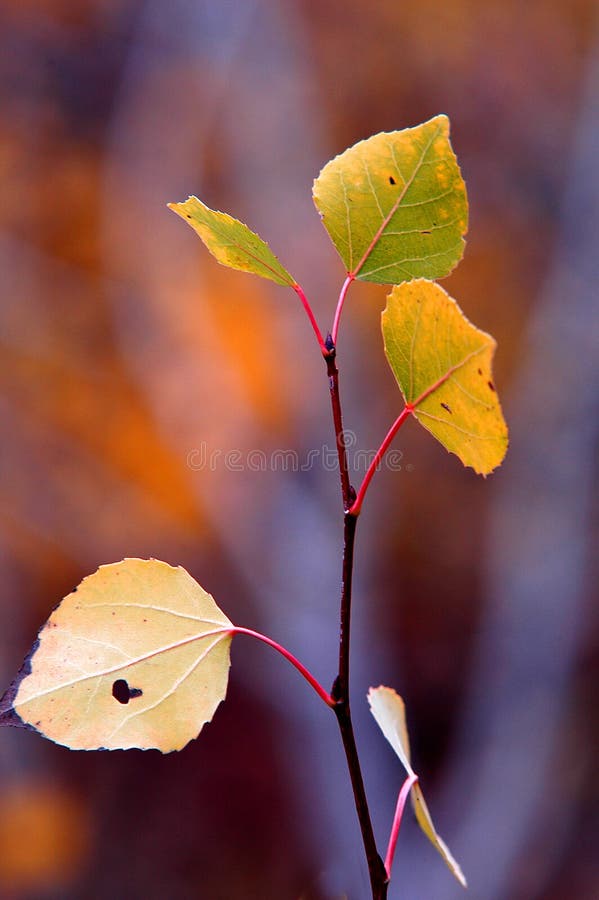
[[0, 1, 597, 898]]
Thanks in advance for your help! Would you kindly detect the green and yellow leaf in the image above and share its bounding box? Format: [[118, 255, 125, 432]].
[[382, 279, 508, 474], [0, 559, 233, 752], [168, 196, 295, 286], [313, 115, 467, 284], [368, 686, 467, 888]]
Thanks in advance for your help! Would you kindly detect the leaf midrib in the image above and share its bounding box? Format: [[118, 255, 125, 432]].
[[16, 626, 232, 706], [351, 124, 442, 278], [410, 344, 487, 407], [204, 212, 294, 285]]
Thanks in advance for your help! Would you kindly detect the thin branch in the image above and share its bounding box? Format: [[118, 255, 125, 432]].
[[331, 512, 388, 899], [336, 512, 357, 698], [326, 285, 388, 896], [325, 346, 354, 511], [334, 702, 389, 899]]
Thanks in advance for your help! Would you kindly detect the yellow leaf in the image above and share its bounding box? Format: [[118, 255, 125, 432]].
[[313, 115, 468, 284], [4, 559, 233, 752], [368, 686, 467, 888], [411, 783, 466, 888], [367, 684, 413, 776], [168, 196, 295, 286], [382, 279, 508, 474]]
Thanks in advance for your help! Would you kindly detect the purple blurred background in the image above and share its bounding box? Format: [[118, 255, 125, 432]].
[[0, 1, 597, 898]]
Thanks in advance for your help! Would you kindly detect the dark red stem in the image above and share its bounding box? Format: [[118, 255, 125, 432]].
[[325, 343, 354, 511], [331, 512, 389, 898], [325, 338, 388, 896]]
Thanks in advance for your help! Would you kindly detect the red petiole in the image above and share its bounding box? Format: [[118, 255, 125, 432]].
[[292, 282, 328, 356], [350, 404, 414, 516], [384, 773, 419, 879], [230, 626, 334, 707], [331, 273, 355, 346]]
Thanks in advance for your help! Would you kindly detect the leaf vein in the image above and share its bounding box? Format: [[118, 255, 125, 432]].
[[85, 602, 227, 628], [361, 241, 463, 277], [416, 410, 498, 439], [16, 628, 231, 705], [352, 125, 441, 276], [106, 635, 228, 740]]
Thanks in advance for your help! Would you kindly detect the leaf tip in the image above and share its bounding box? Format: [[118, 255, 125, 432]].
[[432, 112, 450, 134]]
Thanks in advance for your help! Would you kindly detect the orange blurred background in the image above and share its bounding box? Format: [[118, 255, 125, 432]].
[[0, 1, 597, 898]]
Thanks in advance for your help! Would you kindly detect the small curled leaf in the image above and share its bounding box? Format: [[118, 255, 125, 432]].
[[368, 686, 467, 887], [168, 196, 295, 286], [0, 559, 233, 752]]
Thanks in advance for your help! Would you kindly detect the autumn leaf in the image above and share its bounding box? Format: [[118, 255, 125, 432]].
[[368, 686, 467, 887], [382, 279, 508, 474], [0, 559, 233, 752], [312, 115, 467, 284], [168, 196, 296, 286]]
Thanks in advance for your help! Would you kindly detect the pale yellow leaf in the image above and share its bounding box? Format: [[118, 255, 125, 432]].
[[6, 559, 233, 752], [367, 684, 414, 776], [411, 783, 466, 888], [368, 686, 467, 887]]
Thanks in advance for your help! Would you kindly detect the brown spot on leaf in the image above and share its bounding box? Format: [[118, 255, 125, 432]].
[[488, 381, 495, 392], [478, 368, 483, 375], [441, 402, 452, 413]]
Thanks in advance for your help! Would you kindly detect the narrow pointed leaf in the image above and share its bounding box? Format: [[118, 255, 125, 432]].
[[382, 279, 508, 474], [368, 686, 467, 887], [313, 115, 467, 284], [0, 559, 233, 752], [168, 196, 295, 286], [411, 785, 466, 888], [367, 683, 414, 776]]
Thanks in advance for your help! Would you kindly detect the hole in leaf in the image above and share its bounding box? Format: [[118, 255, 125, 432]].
[[441, 402, 452, 414], [389, 175, 396, 185], [421, 230, 431, 235], [112, 679, 143, 705]]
